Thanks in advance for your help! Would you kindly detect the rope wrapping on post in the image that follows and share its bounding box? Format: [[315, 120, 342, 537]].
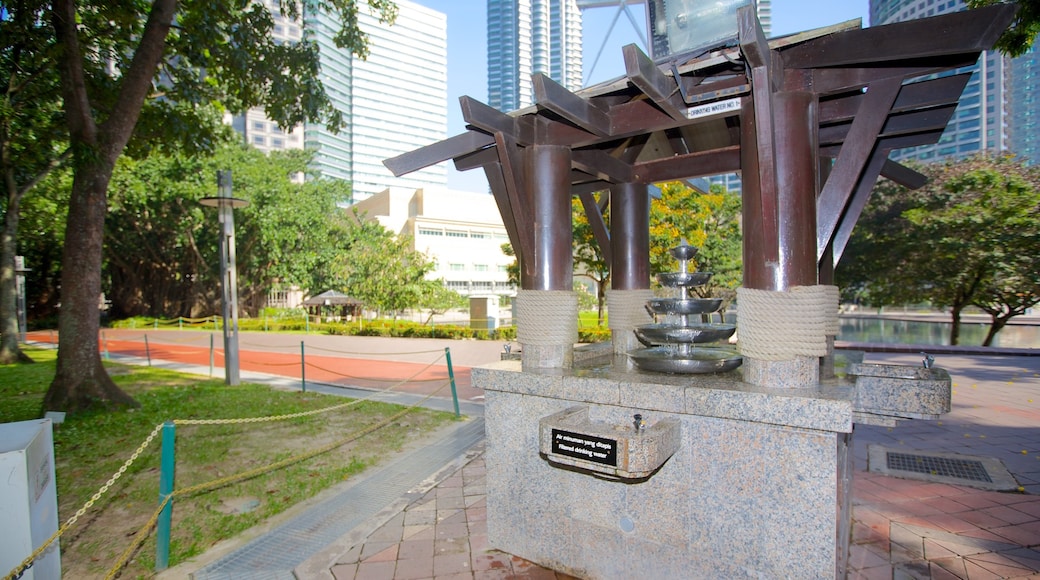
[[736, 285, 832, 361], [823, 285, 840, 336], [515, 289, 578, 346], [606, 289, 654, 331]]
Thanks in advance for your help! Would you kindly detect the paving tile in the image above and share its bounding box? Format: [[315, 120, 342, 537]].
[[355, 560, 396, 580], [331, 562, 359, 580], [436, 537, 470, 556], [983, 505, 1040, 526], [398, 538, 436, 561], [988, 523, 1040, 547], [472, 552, 514, 572], [922, 538, 960, 561], [849, 564, 895, 580], [930, 556, 969, 578], [433, 552, 473, 577], [361, 541, 397, 560], [999, 547, 1040, 570], [965, 553, 1039, 577], [962, 558, 1007, 580], [434, 573, 475, 580], [364, 544, 400, 564], [849, 544, 890, 569], [394, 555, 435, 580]]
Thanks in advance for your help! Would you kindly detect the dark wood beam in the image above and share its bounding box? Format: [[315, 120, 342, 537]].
[[819, 103, 959, 146], [578, 191, 612, 266], [572, 150, 635, 183], [532, 73, 612, 137], [460, 96, 517, 138], [494, 132, 534, 261], [383, 130, 494, 177], [484, 162, 524, 262], [881, 159, 927, 190], [633, 145, 741, 184], [819, 73, 973, 125], [782, 4, 1015, 69], [817, 76, 903, 262], [820, 129, 945, 157], [738, 5, 780, 92], [811, 56, 980, 95], [572, 180, 612, 196], [829, 149, 890, 266], [623, 44, 686, 120], [454, 146, 499, 172]]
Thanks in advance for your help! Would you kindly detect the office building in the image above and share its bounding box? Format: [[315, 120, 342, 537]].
[[353, 188, 516, 297], [870, 0, 1040, 165], [487, 0, 584, 112], [229, 1, 306, 153], [304, 1, 448, 201]]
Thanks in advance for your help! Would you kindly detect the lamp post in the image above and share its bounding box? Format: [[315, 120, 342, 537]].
[[15, 255, 29, 343], [200, 170, 249, 385]]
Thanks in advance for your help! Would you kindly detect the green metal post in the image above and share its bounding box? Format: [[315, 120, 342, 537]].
[[209, 334, 214, 377], [145, 335, 151, 366], [156, 421, 176, 570], [179, 317, 183, 330], [301, 341, 306, 392], [102, 331, 109, 360], [154, 318, 158, 329], [445, 347, 460, 418], [305, 312, 310, 334]]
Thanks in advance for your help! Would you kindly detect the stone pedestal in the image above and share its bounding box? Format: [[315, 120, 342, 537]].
[[473, 356, 856, 579]]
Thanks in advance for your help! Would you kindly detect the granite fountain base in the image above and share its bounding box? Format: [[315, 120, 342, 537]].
[[473, 348, 858, 579]]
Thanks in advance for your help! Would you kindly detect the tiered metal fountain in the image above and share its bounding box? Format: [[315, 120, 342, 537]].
[[628, 241, 742, 374]]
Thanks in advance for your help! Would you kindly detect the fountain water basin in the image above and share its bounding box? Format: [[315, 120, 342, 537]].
[[628, 241, 741, 374]]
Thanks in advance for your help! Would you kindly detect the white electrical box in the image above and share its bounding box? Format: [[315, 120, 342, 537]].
[[0, 419, 61, 580]]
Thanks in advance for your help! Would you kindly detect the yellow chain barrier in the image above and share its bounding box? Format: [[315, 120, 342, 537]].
[[6, 344, 455, 580], [104, 380, 453, 579]]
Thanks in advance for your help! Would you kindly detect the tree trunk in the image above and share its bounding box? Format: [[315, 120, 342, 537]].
[[948, 303, 963, 346], [42, 161, 137, 412], [0, 185, 33, 364], [983, 316, 1010, 347]]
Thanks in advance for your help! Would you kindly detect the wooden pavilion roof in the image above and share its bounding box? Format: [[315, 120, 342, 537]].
[[385, 4, 1015, 268]]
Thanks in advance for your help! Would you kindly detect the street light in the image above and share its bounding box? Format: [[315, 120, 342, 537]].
[[200, 170, 249, 385]]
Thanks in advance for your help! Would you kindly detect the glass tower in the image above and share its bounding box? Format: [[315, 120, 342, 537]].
[[869, 0, 1039, 165], [304, 0, 448, 201], [487, 0, 584, 113]]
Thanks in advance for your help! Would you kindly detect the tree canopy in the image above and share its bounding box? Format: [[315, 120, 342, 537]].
[[967, 0, 1040, 57], [650, 182, 742, 310], [4, 0, 398, 413], [837, 153, 1040, 345]]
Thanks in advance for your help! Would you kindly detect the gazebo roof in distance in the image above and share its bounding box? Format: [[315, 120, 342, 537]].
[[301, 290, 362, 307]]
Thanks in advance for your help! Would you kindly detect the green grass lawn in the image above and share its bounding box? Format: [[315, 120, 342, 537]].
[[0, 348, 456, 579]]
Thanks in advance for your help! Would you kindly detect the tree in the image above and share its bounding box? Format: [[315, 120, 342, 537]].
[[968, 0, 1040, 57], [572, 195, 609, 325], [649, 182, 742, 312], [104, 140, 354, 319], [339, 210, 435, 319], [417, 280, 466, 324], [0, 1, 69, 363], [838, 154, 1040, 345], [29, 0, 397, 413]]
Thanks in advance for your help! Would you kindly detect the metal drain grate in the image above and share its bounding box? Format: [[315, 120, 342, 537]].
[[886, 452, 992, 482], [867, 445, 1018, 491]]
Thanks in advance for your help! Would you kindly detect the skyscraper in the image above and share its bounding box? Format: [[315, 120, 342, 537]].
[[487, 0, 584, 113], [304, 1, 448, 201], [870, 0, 1040, 165]]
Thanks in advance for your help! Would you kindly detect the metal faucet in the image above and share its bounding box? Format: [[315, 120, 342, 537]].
[[633, 413, 645, 432], [921, 353, 935, 369]]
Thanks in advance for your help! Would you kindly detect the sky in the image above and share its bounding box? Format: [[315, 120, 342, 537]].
[[411, 0, 871, 192]]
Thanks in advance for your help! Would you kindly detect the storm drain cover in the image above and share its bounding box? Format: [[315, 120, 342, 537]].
[[867, 445, 1018, 491], [886, 452, 992, 482]]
